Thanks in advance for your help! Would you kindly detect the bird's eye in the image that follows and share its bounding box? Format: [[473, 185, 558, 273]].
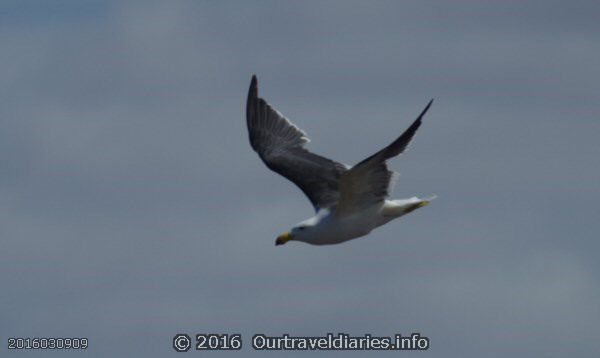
[[298, 226, 306, 231]]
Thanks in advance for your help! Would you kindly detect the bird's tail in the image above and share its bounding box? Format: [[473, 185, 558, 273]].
[[383, 195, 436, 217], [421, 194, 438, 203]]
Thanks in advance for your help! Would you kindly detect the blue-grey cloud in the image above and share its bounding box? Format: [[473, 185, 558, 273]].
[[1, 1, 599, 357]]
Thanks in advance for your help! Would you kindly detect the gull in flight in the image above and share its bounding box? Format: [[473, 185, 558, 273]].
[[246, 76, 435, 246]]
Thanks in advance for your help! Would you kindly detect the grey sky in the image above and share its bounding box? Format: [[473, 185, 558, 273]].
[[1, 1, 599, 357]]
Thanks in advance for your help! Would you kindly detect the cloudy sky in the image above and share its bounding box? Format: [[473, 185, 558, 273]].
[[1, 1, 599, 357]]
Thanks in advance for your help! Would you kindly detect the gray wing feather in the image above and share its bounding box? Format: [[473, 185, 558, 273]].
[[336, 100, 433, 215], [246, 76, 346, 211]]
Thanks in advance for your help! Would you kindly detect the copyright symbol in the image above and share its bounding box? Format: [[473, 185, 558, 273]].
[[173, 333, 191, 352]]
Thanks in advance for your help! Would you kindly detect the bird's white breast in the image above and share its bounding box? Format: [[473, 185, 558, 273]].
[[307, 203, 387, 245]]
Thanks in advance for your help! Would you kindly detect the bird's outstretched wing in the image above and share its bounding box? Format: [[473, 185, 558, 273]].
[[246, 75, 347, 211], [335, 100, 433, 216]]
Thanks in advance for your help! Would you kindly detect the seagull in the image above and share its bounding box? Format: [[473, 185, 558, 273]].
[[246, 76, 435, 246]]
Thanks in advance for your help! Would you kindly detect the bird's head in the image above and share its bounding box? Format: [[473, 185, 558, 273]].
[[275, 223, 314, 246]]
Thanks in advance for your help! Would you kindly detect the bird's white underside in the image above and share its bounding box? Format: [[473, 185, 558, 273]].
[[294, 197, 433, 245]]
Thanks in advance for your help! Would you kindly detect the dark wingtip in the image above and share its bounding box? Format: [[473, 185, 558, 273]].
[[248, 75, 258, 100], [417, 98, 434, 121]]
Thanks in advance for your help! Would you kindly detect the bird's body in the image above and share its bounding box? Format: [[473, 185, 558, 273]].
[[292, 198, 431, 245], [246, 76, 435, 246]]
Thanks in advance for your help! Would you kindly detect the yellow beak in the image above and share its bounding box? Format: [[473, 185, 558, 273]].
[[275, 231, 292, 246]]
